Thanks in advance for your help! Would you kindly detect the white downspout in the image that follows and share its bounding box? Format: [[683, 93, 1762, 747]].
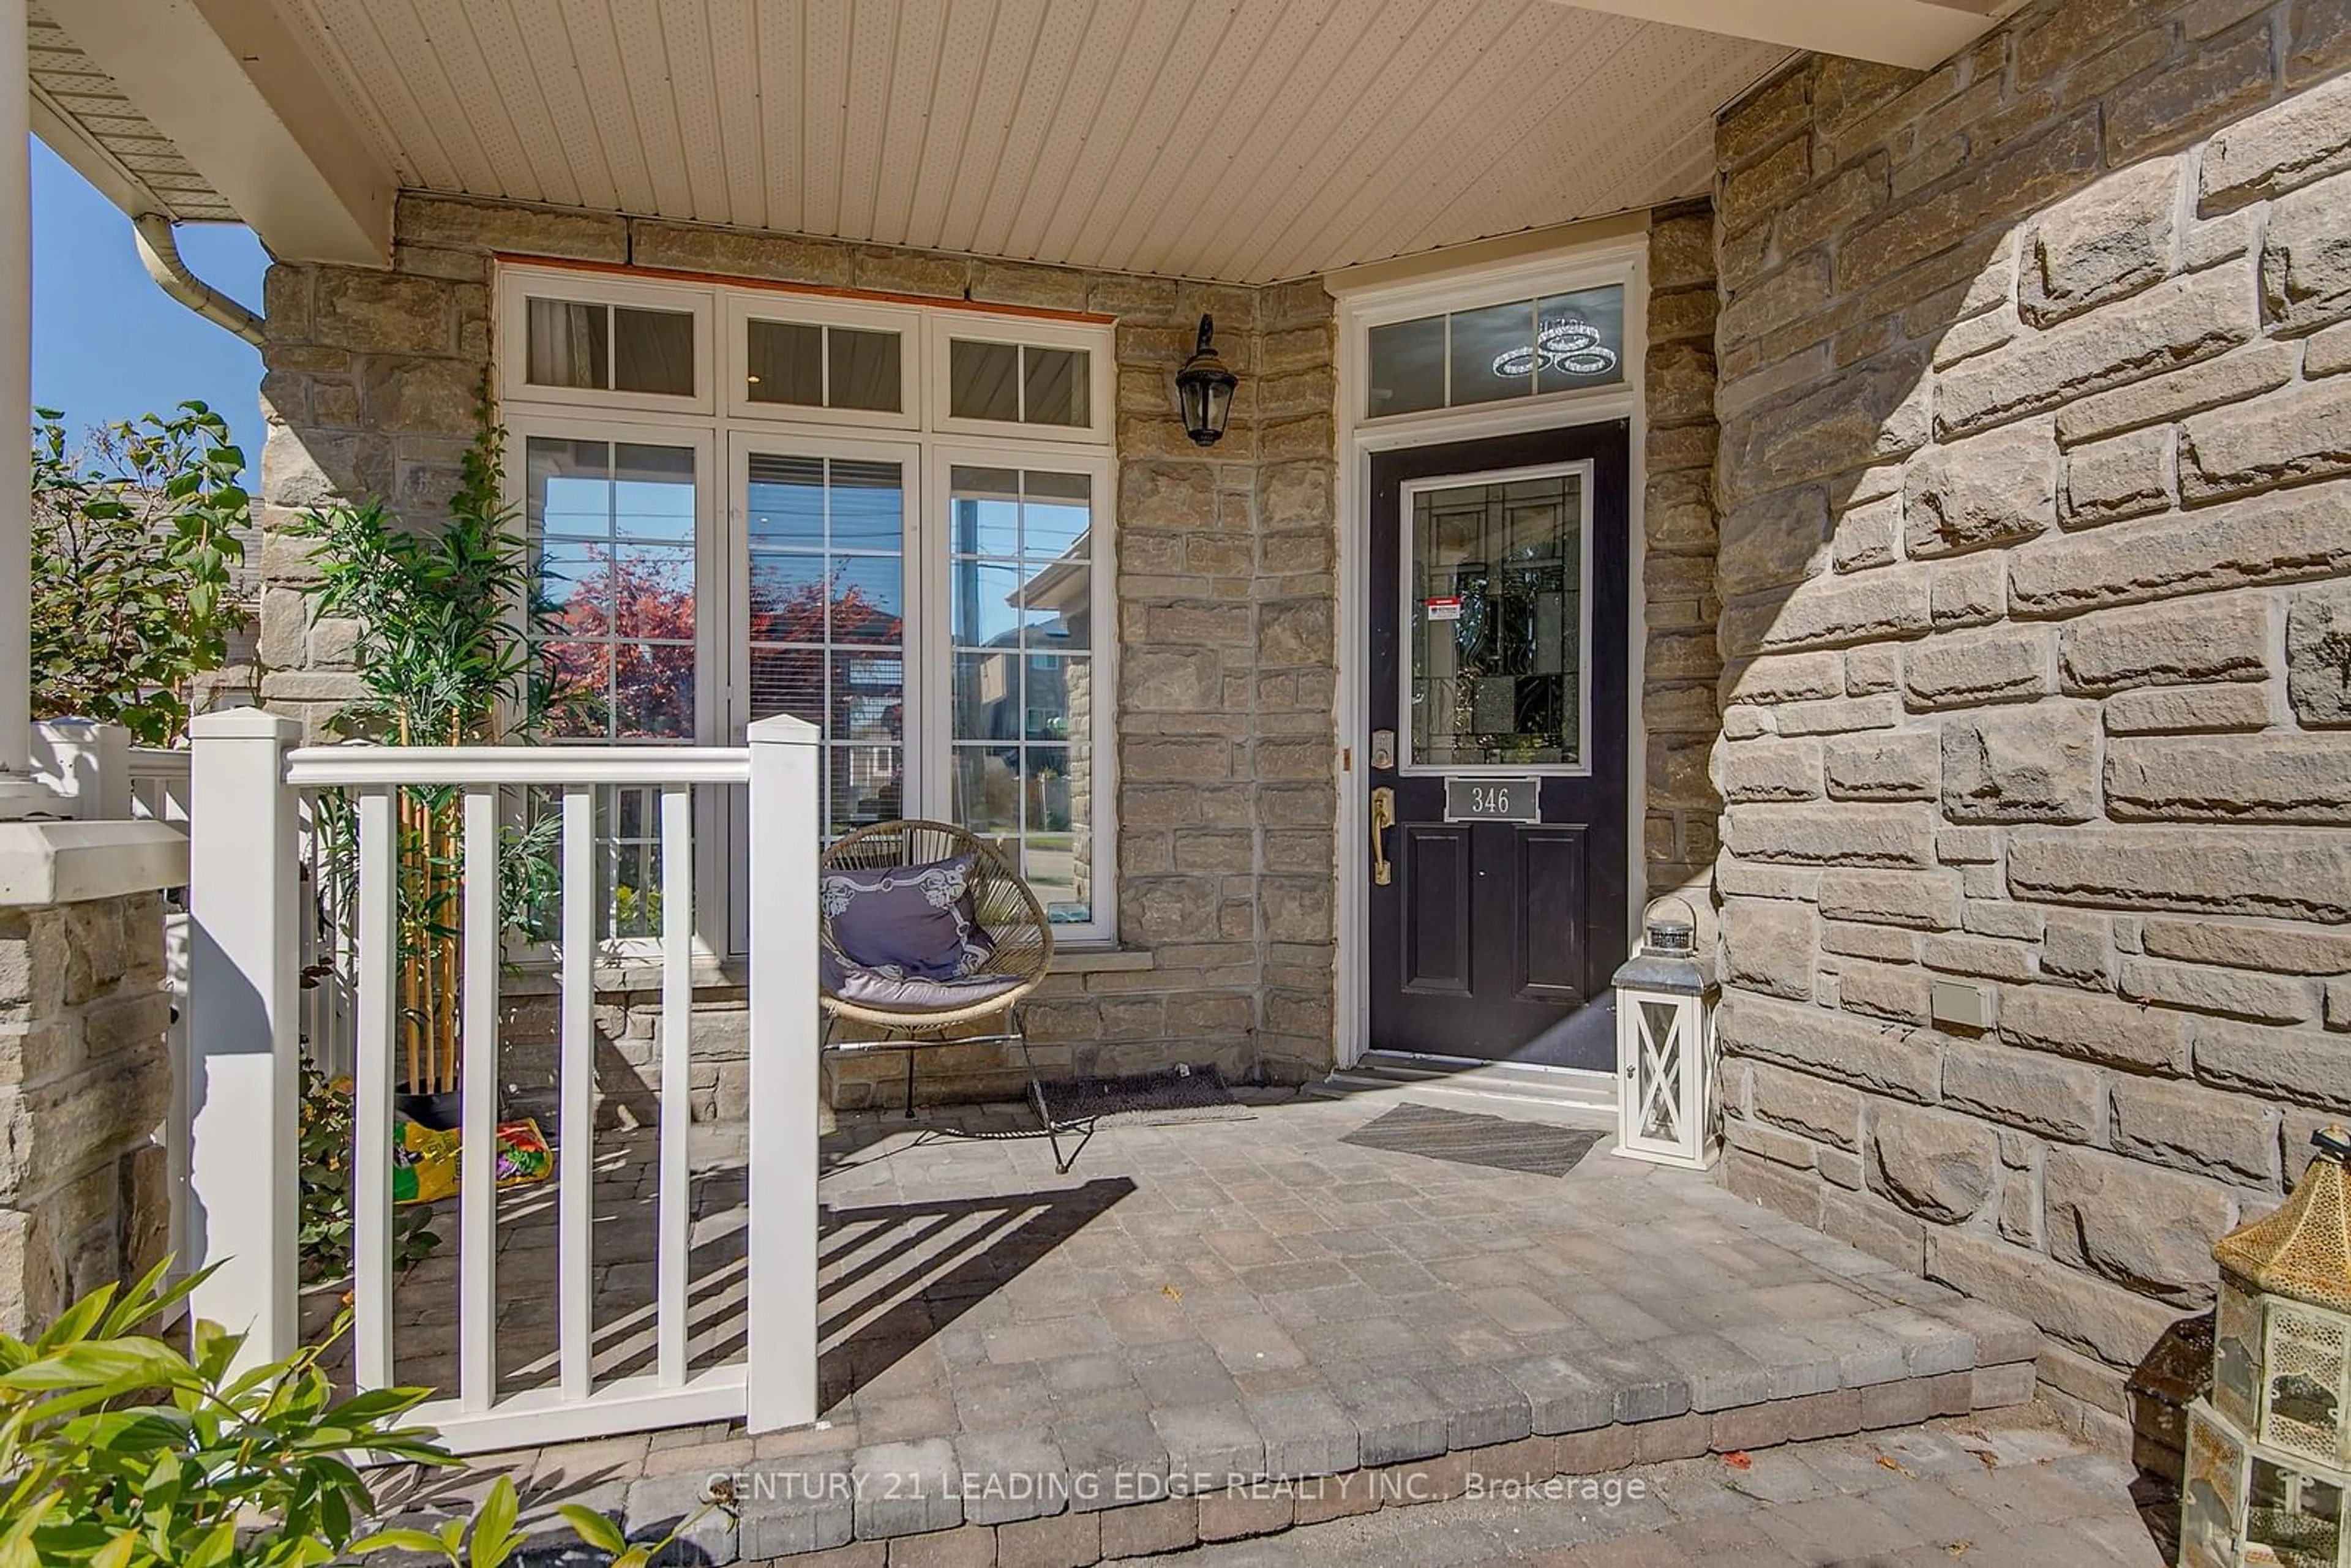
[[0, 0, 58, 811], [132, 215, 266, 347]]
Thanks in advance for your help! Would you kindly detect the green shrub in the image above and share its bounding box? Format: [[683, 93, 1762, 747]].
[[28, 403, 250, 745], [0, 1265, 696, 1566], [0, 1261, 447, 1566]]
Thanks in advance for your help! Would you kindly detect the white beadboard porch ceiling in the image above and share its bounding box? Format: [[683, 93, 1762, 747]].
[[271, 0, 1788, 283]]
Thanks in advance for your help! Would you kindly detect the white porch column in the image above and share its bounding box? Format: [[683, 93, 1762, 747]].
[[1, 0, 42, 800], [185, 710, 301, 1364], [744, 713, 821, 1431]]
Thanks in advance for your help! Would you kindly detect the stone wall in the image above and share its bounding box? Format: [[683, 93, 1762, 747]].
[[255, 195, 1339, 1100], [1708, 0, 2351, 1458], [1644, 201, 1726, 928], [0, 891, 173, 1333]]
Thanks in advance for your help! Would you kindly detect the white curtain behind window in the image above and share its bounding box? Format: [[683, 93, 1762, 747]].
[[528, 299, 602, 389]]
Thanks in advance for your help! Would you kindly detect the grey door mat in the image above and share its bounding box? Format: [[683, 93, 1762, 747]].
[[1038, 1065, 1250, 1127], [1340, 1101, 1605, 1176]]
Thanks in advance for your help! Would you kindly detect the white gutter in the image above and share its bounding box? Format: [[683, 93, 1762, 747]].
[[133, 214, 266, 347]]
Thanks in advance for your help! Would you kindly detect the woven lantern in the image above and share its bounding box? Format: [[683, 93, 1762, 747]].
[[2183, 1126, 2351, 1568]]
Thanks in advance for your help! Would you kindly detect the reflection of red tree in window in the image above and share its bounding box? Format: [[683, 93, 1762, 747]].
[[542, 546, 698, 739], [746, 574, 904, 732], [541, 551, 904, 741]]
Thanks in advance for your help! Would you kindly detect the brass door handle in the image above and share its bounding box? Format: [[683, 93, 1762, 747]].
[[1370, 787, 1396, 887]]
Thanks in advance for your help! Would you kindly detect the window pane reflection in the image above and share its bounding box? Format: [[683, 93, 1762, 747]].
[[746, 320, 823, 405], [945, 465, 1094, 921], [746, 452, 909, 837], [1408, 471, 1586, 768], [1367, 286, 1624, 419], [527, 436, 697, 745], [950, 340, 1021, 422], [830, 328, 902, 411], [613, 307, 696, 396], [1368, 315, 1446, 418]]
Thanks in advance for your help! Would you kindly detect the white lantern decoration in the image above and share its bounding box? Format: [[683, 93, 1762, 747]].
[[1611, 897, 1719, 1170], [2184, 1126, 2351, 1568]]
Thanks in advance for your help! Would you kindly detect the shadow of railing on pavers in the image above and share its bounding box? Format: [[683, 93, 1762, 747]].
[[815, 1178, 1135, 1414]]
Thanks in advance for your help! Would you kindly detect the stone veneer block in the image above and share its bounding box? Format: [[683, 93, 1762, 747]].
[[0, 823, 186, 1337], [1710, 4, 2351, 1467]]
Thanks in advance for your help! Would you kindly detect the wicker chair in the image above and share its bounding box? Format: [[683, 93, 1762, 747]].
[[818, 819, 1087, 1171]]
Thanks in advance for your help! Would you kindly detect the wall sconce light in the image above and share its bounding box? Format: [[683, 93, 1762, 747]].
[[1175, 314, 1237, 447]]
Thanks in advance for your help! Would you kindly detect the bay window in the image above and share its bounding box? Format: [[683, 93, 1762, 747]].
[[497, 266, 1117, 948]]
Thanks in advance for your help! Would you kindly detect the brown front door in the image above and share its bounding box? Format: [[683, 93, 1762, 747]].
[[1364, 422, 1631, 1069]]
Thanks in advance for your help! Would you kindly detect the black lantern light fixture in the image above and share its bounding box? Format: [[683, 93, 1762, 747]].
[[1174, 314, 1237, 447]]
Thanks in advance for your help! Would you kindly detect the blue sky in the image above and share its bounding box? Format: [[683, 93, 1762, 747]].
[[29, 136, 271, 468]]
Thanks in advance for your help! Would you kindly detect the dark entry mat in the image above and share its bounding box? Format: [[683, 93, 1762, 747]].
[[1040, 1065, 1248, 1127], [1341, 1102, 1605, 1176]]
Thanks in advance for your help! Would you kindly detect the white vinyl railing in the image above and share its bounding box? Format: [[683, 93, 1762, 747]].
[[126, 744, 192, 827], [182, 713, 822, 1449]]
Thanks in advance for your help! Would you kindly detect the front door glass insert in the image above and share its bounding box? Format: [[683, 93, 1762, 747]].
[[1406, 470, 1588, 768]]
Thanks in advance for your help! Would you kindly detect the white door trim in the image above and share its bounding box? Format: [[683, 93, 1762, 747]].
[[1329, 230, 1652, 1071]]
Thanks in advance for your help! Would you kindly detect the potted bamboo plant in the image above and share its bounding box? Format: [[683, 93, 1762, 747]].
[[292, 395, 566, 1127]]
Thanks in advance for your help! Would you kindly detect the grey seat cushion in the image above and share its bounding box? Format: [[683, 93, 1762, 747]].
[[824, 962, 1022, 1012], [821, 852, 992, 979]]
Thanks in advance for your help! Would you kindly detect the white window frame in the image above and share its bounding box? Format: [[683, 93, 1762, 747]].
[[502, 411, 728, 961], [498, 270, 717, 418], [921, 441, 1119, 940], [495, 263, 1122, 950], [926, 313, 1116, 444], [1351, 250, 1640, 438], [723, 294, 924, 430], [727, 427, 931, 820]]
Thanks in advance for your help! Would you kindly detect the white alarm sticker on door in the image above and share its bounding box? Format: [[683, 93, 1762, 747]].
[[1424, 596, 1463, 621]]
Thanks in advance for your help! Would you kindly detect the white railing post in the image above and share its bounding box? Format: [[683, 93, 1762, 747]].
[[185, 710, 302, 1363], [744, 714, 821, 1431]]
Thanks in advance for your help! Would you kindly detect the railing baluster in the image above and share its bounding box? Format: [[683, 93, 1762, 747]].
[[560, 785, 596, 1403], [460, 787, 500, 1412], [352, 785, 398, 1392], [658, 784, 694, 1388]]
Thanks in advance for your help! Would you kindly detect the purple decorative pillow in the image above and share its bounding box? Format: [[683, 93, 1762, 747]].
[[821, 853, 991, 980]]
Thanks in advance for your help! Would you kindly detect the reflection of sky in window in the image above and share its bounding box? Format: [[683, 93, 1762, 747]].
[[954, 561, 1022, 648], [610, 478, 694, 541], [748, 471, 822, 548], [539, 478, 608, 537], [950, 470, 1091, 651], [1026, 501, 1089, 561], [536, 452, 696, 544], [953, 496, 1020, 558]]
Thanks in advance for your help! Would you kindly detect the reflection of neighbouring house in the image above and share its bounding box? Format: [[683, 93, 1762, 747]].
[[834, 642, 903, 825], [960, 536, 1089, 882]]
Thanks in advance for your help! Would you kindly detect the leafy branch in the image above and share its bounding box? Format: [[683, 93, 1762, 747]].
[[28, 402, 251, 745]]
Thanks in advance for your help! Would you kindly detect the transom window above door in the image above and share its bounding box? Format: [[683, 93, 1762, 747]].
[[1366, 283, 1627, 420], [495, 264, 1119, 947]]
